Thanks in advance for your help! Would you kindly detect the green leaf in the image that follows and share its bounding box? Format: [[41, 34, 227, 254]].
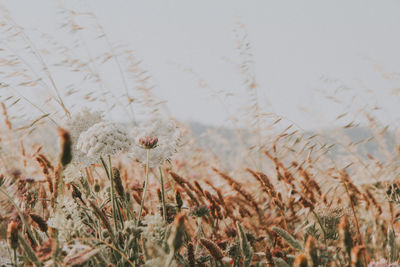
[[272, 226, 304, 252]]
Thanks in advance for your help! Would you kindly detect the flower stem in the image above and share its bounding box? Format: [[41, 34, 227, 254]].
[[108, 155, 119, 232], [312, 210, 327, 246], [137, 149, 150, 226], [13, 248, 17, 267], [159, 167, 167, 222], [101, 156, 119, 233], [194, 217, 203, 255]]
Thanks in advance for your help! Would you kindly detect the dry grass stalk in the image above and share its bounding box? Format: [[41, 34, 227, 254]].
[[212, 168, 262, 221], [58, 127, 72, 167], [1, 102, 12, 130], [7, 220, 19, 250], [187, 242, 196, 267], [293, 254, 308, 267], [30, 213, 48, 232], [20, 140, 26, 167], [112, 167, 125, 201], [200, 238, 224, 261], [35, 156, 53, 193], [89, 200, 114, 240]]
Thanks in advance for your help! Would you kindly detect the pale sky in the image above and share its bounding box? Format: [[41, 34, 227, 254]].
[[2, 0, 400, 129]]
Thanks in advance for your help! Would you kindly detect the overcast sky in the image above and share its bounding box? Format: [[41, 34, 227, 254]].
[[2, 0, 400, 129]]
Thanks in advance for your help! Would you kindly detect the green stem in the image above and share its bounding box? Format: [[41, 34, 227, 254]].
[[13, 248, 17, 267], [101, 156, 124, 224], [100, 156, 109, 177], [312, 210, 327, 246], [18, 233, 41, 267], [159, 167, 167, 222], [101, 156, 119, 233], [108, 155, 119, 233], [137, 149, 150, 226], [194, 217, 203, 255]]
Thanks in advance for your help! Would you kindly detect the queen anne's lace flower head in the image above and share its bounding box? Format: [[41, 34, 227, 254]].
[[77, 121, 132, 163], [64, 108, 103, 164], [130, 117, 181, 167]]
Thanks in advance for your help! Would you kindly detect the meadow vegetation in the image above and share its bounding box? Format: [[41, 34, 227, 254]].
[[0, 4, 399, 267]]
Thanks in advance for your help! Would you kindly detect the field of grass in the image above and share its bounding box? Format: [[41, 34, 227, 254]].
[[1, 3, 400, 267]]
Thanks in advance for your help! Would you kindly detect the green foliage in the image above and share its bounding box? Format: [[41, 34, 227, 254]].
[[237, 222, 253, 267], [272, 226, 304, 252], [388, 228, 398, 263]]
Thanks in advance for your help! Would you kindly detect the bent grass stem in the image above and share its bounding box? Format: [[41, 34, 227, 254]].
[[159, 166, 167, 222]]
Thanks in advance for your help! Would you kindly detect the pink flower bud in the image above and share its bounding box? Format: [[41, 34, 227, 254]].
[[139, 136, 158, 149]]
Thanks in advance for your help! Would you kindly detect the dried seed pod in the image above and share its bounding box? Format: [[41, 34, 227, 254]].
[[38, 184, 48, 211], [157, 187, 162, 203], [265, 247, 275, 267], [338, 216, 353, 259], [168, 213, 186, 253], [193, 181, 204, 197], [200, 238, 224, 261], [190, 205, 209, 218], [351, 245, 366, 267], [305, 236, 318, 267], [36, 239, 54, 261], [94, 181, 101, 193], [30, 213, 48, 232], [112, 167, 125, 201], [89, 200, 114, 240], [293, 254, 308, 267], [187, 242, 196, 267], [71, 184, 85, 205], [225, 227, 237, 238], [175, 189, 183, 211], [58, 127, 72, 166], [169, 171, 187, 187], [36, 156, 53, 193], [7, 221, 19, 250]]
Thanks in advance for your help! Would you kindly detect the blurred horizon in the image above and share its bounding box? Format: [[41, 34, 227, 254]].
[[1, 0, 400, 130]]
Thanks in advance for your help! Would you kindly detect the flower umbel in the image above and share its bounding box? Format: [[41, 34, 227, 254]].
[[76, 121, 132, 163], [64, 108, 103, 164]]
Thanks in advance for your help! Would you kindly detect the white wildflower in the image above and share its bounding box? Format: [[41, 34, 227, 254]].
[[48, 196, 84, 243], [130, 117, 181, 167], [64, 108, 103, 164], [77, 121, 132, 163], [141, 214, 167, 245]]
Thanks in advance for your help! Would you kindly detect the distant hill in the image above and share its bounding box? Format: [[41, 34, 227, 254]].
[[187, 121, 397, 160]]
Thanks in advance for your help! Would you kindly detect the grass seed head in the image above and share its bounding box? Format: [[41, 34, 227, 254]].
[[7, 221, 19, 250], [200, 238, 224, 261]]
